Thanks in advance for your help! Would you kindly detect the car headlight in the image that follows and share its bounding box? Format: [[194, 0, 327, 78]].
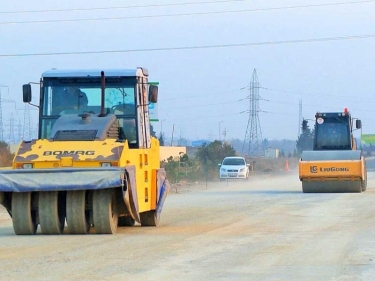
[[220, 168, 226, 172], [240, 168, 246, 172]]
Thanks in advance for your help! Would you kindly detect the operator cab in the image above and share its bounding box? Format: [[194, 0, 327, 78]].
[[22, 68, 158, 149], [312, 109, 361, 151]]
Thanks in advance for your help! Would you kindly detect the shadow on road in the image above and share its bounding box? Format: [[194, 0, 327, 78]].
[[214, 190, 303, 195], [245, 190, 303, 195]]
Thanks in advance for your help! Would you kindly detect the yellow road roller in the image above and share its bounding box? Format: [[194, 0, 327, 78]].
[[0, 68, 170, 234], [299, 108, 367, 193]]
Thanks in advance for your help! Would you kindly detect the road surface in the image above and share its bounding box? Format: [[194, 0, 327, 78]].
[[0, 171, 374, 281]]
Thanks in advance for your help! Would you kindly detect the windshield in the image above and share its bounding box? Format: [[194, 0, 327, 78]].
[[42, 78, 136, 116], [315, 117, 350, 149], [40, 77, 137, 139], [222, 158, 245, 165]]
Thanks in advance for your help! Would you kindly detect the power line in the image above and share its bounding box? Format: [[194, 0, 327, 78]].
[[161, 88, 241, 101], [1, 0, 374, 25], [1, 33, 374, 58], [165, 100, 241, 111], [0, 0, 247, 14], [162, 86, 373, 104], [173, 111, 243, 121], [0, 0, 247, 15], [263, 87, 375, 103]]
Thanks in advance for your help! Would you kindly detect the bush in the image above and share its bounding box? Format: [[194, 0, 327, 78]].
[[0, 141, 14, 167]]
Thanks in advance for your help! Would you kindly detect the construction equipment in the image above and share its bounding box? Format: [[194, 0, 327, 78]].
[[0, 68, 170, 235], [299, 108, 367, 193]]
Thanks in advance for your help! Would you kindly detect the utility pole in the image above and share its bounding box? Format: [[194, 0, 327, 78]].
[[242, 69, 263, 157], [219, 121, 223, 141], [9, 113, 15, 144], [160, 119, 166, 139], [222, 128, 227, 142], [298, 99, 302, 136], [170, 124, 175, 146]]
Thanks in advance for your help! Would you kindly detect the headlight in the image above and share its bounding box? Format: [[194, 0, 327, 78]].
[[220, 168, 226, 172], [101, 163, 112, 167], [240, 168, 246, 172], [23, 163, 33, 169]]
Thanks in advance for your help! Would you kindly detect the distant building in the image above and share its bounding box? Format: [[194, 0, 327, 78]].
[[191, 140, 211, 147], [160, 146, 187, 162], [264, 148, 279, 159]]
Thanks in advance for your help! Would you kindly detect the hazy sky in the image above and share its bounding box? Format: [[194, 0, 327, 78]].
[[1, 0, 374, 142]]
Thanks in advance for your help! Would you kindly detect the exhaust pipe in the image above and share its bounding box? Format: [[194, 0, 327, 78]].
[[99, 71, 106, 117]]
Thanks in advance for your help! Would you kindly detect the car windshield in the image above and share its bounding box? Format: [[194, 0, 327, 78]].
[[222, 158, 245, 165]]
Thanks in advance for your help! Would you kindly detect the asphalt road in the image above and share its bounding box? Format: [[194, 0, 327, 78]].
[[0, 170, 374, 281]]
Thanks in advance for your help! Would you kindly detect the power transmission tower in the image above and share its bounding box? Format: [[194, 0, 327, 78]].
[[242, 69, 263, 157], [298, 99, 302, 136], [18, 120, 23, 143], [9, 113, 15, 144], [0, 85, 16, 142]]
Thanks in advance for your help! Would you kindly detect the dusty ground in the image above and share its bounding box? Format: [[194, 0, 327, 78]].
[[0, 170, 375, 281]]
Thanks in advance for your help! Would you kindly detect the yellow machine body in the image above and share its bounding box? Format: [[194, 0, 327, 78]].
[[11, 137, 162, 213], [0, 68, 170, 235]]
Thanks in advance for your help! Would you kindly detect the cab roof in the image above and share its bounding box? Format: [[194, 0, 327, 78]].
[[41, 68, 148, 78]]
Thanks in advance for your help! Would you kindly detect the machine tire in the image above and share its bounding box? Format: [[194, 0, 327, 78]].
[[39, 191, 66, 234], [118, 216, 135, 227], [302, 180, 362, 193], [11, 192, 37, 235], [302, 182, 309, 193], [93, 188, 118, 234], [140, 210, 159, 227], [66, 190, 90, 234]]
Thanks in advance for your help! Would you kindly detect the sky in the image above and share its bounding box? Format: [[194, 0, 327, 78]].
[[1, 0, 374, 143]]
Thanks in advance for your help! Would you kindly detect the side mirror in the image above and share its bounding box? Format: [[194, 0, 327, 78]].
[[148, 85, 158, 103], [356, 119, 362, 129], [23, 84, 32, 103], [218, 163, 221, 166]]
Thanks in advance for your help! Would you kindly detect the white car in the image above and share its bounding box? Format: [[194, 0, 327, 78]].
[[219, 157, 250, 180]]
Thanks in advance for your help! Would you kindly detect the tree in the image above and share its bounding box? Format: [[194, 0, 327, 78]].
[[161, 153, 192, 183], [158, 133, 165, 146], [163, 156, 180, 183], [279, 149, 285, 157], [262, 138, 269, 150], [293, 148, 298, 158], [150, 124, 157, 138], [296, 125, 314, 155], [0, 141, 14, 167], [194, 141, 236, 180], [195, 140, 236, 169]]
